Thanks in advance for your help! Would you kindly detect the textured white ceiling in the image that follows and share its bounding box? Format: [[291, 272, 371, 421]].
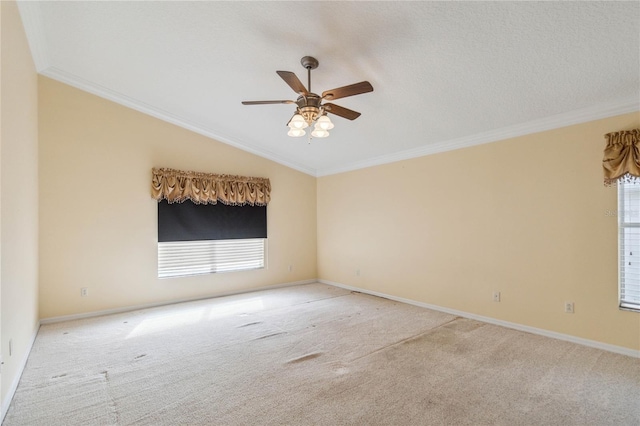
[[18, 1, 640, 176]]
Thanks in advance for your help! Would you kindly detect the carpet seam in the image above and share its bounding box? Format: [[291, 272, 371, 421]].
[[347, 316, 464, 364]]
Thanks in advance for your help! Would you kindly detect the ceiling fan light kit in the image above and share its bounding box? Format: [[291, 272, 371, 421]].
[[242, 56, 373, 140]]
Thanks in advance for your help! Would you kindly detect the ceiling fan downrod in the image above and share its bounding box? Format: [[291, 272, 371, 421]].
[[300, 56, 318, 93]]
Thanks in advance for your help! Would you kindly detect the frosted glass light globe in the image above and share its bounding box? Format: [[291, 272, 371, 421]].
[[316, 115, 334, 130], [288, 114, 308, 129], [287, 128, 306, 137], [311, 128, 329, 138]]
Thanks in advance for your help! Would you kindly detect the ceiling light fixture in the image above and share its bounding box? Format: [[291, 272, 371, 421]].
[[287, 111, 333, 138], [242, 56, 373, 141]]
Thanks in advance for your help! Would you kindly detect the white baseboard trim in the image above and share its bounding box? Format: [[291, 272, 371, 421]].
[[320, 279, 640, 359], [40, 279, 317, 324], [1, 322, 41, 423]]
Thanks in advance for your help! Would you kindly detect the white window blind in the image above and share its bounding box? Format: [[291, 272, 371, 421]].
[[158, 239, 265, 279], [619, 182, 640, 311]]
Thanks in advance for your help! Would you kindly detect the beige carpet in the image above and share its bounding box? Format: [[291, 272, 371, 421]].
[[3, 283, 639, 425]]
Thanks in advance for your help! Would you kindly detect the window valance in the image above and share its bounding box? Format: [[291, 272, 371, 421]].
[[151, 168, 271, 205], [603, 129, 640, 186]]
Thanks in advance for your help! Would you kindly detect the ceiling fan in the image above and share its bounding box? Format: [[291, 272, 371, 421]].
[[242, 56, 373, 138]]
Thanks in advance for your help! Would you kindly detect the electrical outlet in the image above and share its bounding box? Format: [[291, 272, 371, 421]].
[[81, 287, 88, 297], [288, 265, 293, 272], [565, 301, 574, 314], [493, 291, 501, 302], [356, 269, 361, 276]]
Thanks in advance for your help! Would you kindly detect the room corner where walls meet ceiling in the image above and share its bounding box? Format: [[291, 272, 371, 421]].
[[17, 1, 640, 177]]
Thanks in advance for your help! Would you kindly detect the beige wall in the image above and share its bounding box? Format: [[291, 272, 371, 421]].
[[0, 0, 40, 409], [318, 112, 640, 351], [39, 76, 639, 351], [38, 77, 317, 319]]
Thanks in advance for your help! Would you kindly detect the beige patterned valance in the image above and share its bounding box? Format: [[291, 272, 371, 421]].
[[603, 129, 640, 186], [151, 168, 270, 205]]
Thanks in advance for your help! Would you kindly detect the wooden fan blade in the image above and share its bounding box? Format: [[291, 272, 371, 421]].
[[324, 103, 361, 120], [322, 81, 373, 101], [276, 71, 308, 95], [242, 100, 295, 105]]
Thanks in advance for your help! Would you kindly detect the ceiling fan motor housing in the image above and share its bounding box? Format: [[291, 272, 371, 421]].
[[296, 94, 322, 124]]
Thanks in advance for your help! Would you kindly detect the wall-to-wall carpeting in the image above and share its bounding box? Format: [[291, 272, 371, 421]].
[[4, 284, 639, 425]]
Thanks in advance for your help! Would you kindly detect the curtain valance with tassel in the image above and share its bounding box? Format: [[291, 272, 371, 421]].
[[603, 129, 640, 186], [151, 168, 271, 205]]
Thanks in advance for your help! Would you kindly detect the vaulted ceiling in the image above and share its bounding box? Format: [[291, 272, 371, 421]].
[[18, 1, 639, 176]]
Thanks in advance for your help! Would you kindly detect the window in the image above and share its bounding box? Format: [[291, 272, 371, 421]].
[[157, 200, 267, 278], [158, 239, 265, 278], [618, 182, 640, 311]]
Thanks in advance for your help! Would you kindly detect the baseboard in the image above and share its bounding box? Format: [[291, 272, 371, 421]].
[[1, 322, 41, 423], [320, 279, 640, 359], [40, 279, 317, 324]]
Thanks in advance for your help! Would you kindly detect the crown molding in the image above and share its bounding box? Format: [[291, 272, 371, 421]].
[[17, 0, 50, 72], [317, 96, 639, 177], [18, 2, 318, 176], [37, 66, 640, 180], [16, 0, 640, 179], [40, 67, 318, 176]]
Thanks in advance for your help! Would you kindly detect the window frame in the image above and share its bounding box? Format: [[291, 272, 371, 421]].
[[156, 200, 268, 279], [618, 181, 640, 312]]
